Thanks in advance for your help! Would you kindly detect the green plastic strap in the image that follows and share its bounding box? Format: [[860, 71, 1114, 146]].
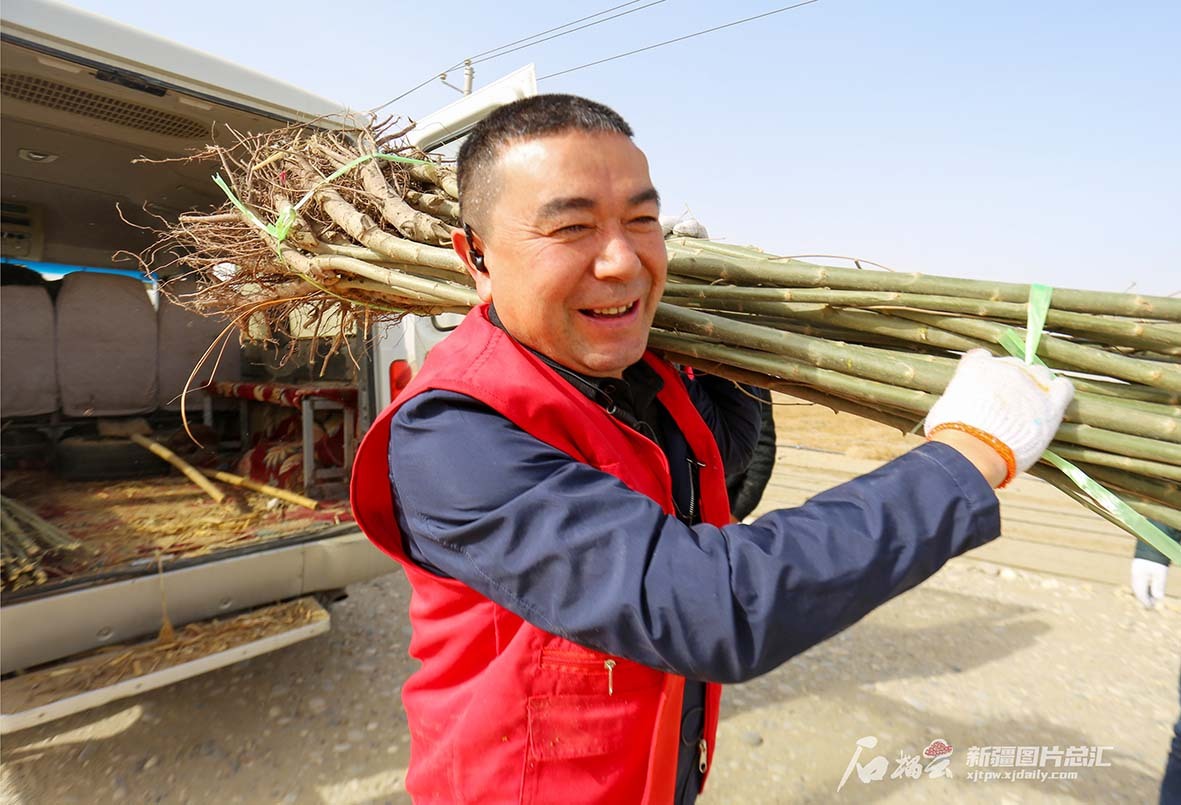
[[1024, 282, 1053, 364], [998, 328, 1046, 369], [212, 173, 275, 236], [213, 151, 433, 249], [1043, 453, 1181, 562], [1001, 284, 1181, 563], [290, 151, 431, 217]]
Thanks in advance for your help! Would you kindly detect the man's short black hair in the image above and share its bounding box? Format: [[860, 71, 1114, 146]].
[[456, 94, 634, 231]]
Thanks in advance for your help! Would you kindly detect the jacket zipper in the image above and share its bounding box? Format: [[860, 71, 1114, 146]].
[[698, 738, 709, 773], [685, 457, 705, 522], [604, 659, 616, 695]]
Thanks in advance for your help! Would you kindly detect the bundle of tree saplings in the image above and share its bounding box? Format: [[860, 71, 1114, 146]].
[[142, 117, 1181, 540], [1, 496, 86, 590]]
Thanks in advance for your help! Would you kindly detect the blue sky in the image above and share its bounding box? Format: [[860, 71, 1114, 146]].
[[68, 0, 1181, 295]]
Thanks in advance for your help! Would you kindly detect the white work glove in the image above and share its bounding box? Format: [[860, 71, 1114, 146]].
[[660, 212, 709, 239], [1131, 558, 1169, 608], [924, 349, 1074, 484], [673, 217, 709, 239]]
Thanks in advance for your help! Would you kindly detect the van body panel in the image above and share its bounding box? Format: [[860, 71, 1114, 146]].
[[1, 0, 348, 123], [1, 530, 393, 674]]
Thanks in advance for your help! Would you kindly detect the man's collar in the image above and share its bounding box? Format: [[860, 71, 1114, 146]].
[[486, 304, 663, 414]]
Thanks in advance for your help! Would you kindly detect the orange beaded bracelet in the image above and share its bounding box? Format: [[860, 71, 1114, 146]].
[[928, 422, 1018, 488]]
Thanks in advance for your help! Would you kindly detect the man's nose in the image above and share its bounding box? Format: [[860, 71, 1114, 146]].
[[593, 225, 644, 281]]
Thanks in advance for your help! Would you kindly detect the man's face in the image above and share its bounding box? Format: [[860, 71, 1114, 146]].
[[458, 130, 667, 378]]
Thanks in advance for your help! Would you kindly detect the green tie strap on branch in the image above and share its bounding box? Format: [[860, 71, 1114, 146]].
[[213, 150, 432, 250], [1024, 283, 1053, 365], [140, 116, 1180, 541], [1000, 284, 1181, 563]]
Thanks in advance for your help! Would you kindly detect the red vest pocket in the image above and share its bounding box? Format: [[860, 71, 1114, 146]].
[[524, 691, 660, 802], [538, 646, 663, 696], [527, 692, 646, 761]]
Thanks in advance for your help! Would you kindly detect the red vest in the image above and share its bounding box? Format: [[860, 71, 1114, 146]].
[[351, 305, 730, 803]]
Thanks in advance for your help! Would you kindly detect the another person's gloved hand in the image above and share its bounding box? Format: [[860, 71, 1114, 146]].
[[1131, 557, 1169, 608], [659, 212, 709, 239], [925, 349, 1075, 487]]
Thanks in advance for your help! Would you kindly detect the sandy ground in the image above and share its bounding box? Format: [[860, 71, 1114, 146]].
[[2, 401, 1178, 804]]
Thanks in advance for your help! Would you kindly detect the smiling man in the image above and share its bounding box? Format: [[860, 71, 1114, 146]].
[[455, 112, 668, 378], [350, 94, 1073, 804]]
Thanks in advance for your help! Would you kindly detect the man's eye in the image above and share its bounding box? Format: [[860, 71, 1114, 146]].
[[555, 223, 590, 235], [630, 215, 660, 226]]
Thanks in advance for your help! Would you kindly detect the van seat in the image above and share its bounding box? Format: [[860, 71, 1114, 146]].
[[1, 285, 58, 417], [56, 272, 157, 417], [157, 277, 240, 412]]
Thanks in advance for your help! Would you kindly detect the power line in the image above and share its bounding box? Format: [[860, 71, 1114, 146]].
[[470, 0, 667, 66], [466, 0, 652, 65], [539, 0, 821, 81], [370, 0, 667, 114], [371, 74, 446, 115]]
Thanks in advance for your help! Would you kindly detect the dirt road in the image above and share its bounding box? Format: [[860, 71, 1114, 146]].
[[3, 402, 1178, 803]]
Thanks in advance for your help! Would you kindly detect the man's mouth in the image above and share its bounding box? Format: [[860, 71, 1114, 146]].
[[580, 301, 638, 319]]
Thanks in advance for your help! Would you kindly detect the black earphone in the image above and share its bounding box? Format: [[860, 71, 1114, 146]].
[[463, 223, 487, 273]]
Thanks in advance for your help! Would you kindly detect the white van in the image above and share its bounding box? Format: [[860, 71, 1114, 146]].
[[0, 0, 531, 733]]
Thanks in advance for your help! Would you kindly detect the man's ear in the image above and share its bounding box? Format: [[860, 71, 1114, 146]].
[[451, 227, 493, 303]]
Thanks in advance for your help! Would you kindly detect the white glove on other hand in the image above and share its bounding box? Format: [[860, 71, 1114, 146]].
[[924, 349, 1075, 484], [1131, 558, 1168, 608], [659, 212, 710, 239], [672, 217, 709, 239]]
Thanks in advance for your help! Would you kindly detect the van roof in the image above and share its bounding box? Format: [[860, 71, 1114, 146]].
[[0, 0, 349, 122]]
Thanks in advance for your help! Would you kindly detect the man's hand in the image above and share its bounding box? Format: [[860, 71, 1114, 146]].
[[925, 349, 1075, 487], [1132, 557, 1169, 608]]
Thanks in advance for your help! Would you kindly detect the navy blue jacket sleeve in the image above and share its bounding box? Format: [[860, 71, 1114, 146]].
[[389, 391, 1001, 684]]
